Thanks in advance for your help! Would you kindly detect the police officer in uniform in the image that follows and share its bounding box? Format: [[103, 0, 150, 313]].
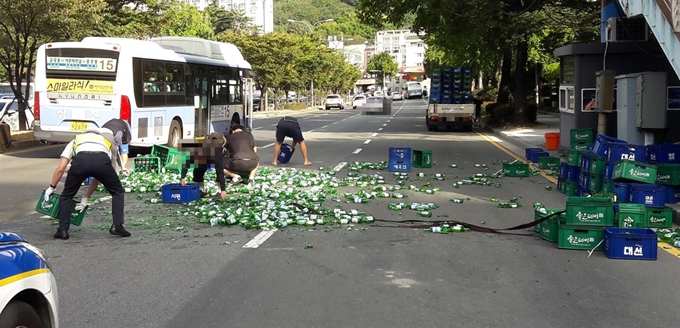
[[78, 118, 132, 207], [45, 128, 131, 240]]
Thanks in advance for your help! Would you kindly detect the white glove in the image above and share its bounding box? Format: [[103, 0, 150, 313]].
[[75, 197, 88, 212], [44, 186, 56, 202]]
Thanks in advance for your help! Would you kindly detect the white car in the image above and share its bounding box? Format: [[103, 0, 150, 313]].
[[352, 95, 367, 109], [324, 94, 344, 110], [391, 91, 403, 100], [0, 232, 59, 327], [0, 98, 34, 130]]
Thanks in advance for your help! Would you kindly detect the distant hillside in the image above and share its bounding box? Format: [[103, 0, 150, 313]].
[[273, 0, 355, 26], [273, 0, 408, 42]]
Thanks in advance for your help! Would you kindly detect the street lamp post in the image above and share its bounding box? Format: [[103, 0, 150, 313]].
[[286, 18, 334, 107]]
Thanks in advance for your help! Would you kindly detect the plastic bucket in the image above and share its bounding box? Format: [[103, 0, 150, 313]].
[[545, 133, 560, 150]]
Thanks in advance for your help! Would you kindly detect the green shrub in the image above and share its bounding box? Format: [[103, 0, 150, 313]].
[[477, 87, 498, 102], [488, 103, 515, 125], [485, 102, 500, 115], [283, 103, 308, 110]]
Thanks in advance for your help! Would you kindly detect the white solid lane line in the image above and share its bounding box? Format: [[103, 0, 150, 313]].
[[261, 143, 275, 149], [243, 229, 278, 248], [353, 148, 362, 154]]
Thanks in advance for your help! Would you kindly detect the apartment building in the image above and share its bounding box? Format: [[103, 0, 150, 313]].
[[180, 0, 274, 34]]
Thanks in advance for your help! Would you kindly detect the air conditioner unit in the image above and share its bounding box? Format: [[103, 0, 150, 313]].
[[606, 16, 652, 42]]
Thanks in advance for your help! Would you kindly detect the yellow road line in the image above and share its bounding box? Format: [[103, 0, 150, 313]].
[[475, 130, 557, 184], [658, 242, 680, 258], [476, 129, 680, 260]]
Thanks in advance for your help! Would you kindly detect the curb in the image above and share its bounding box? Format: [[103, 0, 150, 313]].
[[0, 140, 49, 154]]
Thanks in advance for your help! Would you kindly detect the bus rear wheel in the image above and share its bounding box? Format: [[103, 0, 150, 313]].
[[168, 120, 182, 148]]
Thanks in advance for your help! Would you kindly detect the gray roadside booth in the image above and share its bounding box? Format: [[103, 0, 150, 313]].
[[553, 41, 680, 148]]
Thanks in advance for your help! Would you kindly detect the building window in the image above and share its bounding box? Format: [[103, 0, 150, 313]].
[[559, 85, 575, 113]]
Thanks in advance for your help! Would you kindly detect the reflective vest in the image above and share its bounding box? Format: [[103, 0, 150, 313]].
[[73, 133, 111, 153]]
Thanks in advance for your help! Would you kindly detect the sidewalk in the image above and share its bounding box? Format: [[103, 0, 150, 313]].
[[484, 111, 561, 154], [483, 111, 680, 227]]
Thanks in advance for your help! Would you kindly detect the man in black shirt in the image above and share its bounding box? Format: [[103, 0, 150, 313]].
[[272, 116, 312, 166], [180, 132, 228, 199], [224, 124, 259, 184]]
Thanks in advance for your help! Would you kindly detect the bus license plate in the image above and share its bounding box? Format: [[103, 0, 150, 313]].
[[70, 121, 88, 131]]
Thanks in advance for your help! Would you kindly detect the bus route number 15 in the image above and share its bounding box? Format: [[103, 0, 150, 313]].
[[99, 60, 115, 71]]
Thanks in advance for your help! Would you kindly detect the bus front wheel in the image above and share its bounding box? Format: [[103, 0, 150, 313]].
[[168, 120, 182, 148]]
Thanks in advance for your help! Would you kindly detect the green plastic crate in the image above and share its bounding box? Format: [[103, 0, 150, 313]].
[[612, 161, 657, 184], [567, 149, 585, 166], [534, 208, 563, 232], [502, 161, 530, 177], [151, 145, 178, 166], [565, 196, 614, 226], [70, 205, 88, 226], [564, 181, 578, 196], [655, 164, 680, 185], [603, 179, 613, 193], [536, 209, 566, 242], [617, 203, 646, 228], [539, 156, 560, 170], [35, 190, 88, 226], [412, 149, 433, 168], [588, 173, 603, 192], [570, 128, 594, 145], [644, 206, 673, 228], [572, 142, 591, 151], [133, 156, 162, 174], [590, 156, 606, 175], [557, 224, 604, 250], [35, 190, 60, 218]]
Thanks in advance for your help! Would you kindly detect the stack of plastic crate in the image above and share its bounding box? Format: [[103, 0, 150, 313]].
[[558, 129, 595, 196], [429, 68, 442, 104], [557, 196, 615, 251]]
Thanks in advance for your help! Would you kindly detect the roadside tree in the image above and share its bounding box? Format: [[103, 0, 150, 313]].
[[0, 0, 105, 130]]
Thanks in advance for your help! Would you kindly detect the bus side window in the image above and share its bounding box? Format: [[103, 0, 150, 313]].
[[142, 60, 165, 93], [229, 80, 242, 103]]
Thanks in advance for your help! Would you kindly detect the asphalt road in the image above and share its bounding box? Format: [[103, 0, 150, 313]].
[[1, 98, 678, 328]]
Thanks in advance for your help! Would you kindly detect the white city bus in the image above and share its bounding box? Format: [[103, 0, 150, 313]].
[[404, 81, 423, 99], [33, 36, 253, 148]]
